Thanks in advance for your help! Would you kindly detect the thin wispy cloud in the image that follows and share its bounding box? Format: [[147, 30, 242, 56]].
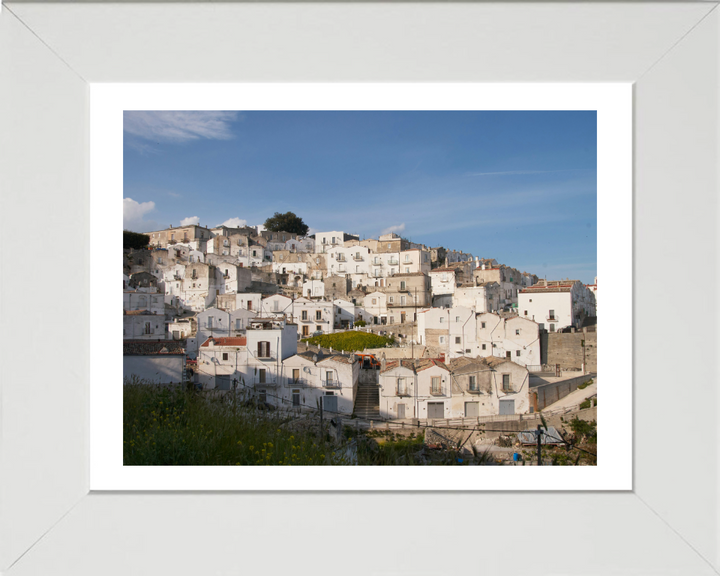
[[381, 223, 405, 235], [124, 111, 239, 144], [469, 169, 593, 177], [167, 191, 182, 198]]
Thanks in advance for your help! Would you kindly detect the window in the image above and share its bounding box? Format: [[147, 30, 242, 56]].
[[405, 267, 410, 273], [316, 310, 322, 321], [292, 389, 301, 407], [481, 322, 486, 329], [316, 325, 322, 332], [550, 324, 556, 332], [516, 329, 520, 335], [207, 316, 213, 329], [469, 375, 477, 391], [389, 296, 394, 303], [455, 337, 461, 344], [389, 317, 395, 324], [292, 369, 300, 383], [516, 350, 521, 357], [257, 341, 271, 358], [439, 317, 445, 323], [259, 390, 267, 402], [431, 377, 441, 394], [524, 310, 528, 316], [482, 344, 487, 350], [273, 300, 279, 312], [258, 369, 266, 383], [400, 296, 406, 305], [455, 316, 460, 323], [302, 310, 308, 321], [236, 319, 242, 330], [549, 309, 556, 320], [222, 353, 228, 361], [372, 299, 377, 305], [404, 254, 410, 262], [439, 336, 445, 344], [400, 281, 406, 291], [502, 374, 511, 392], [326, 371, 334, 383]]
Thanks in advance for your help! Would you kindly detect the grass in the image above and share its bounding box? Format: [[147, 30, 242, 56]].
[[124, 382, 348, 466], [301, 331, 394, 352]]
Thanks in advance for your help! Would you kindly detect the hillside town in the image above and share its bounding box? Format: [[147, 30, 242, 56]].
[[123, 219, 598, 424]]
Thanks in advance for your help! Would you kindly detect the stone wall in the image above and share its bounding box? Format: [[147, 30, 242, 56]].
[[541, 330, 597, 371]]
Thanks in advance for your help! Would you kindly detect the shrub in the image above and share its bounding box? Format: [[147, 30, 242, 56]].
[[579, 399, 592, 410], [354, 319, 367, 327], [302, 331, 394, 352]]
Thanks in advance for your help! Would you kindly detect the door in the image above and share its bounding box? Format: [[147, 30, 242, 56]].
[[499, 399, 515, 415], [292, 389, 300, 407], [302, 325, 309, 337], [397, 404, 406, 419], [427, 402, 444, 419], [401, 312, 406, 323], [465, 402, 479, 418], [216, 376, 231, 391], [323, 394, 338, 413]]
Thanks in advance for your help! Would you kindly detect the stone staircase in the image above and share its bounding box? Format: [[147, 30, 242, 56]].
[[353, 384, 381, 420]]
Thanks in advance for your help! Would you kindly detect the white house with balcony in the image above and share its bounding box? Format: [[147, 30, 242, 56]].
[[325, 245, 372, 278], [302, 279, 325, 299], [452, 282, 502, 314], [314, 231, 358, 253], [292, 297, 335, 338], [378, 359, 452, 420], [518, 280, 596, 332], [245, 318, 298, 404], [186, 306, 256, 359], [398, 249, 431, 275], [280, 350, 359, 414], [429, 268, 458, 298]]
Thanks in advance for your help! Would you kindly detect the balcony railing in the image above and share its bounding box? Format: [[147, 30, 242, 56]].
[[287, 377, 312, 388], [322, 379, 341, 389], [353, 255, 363, 261], [387, 259, 399, 266], [467, 387, 482, 395], [253, 377, 279, 387], [429, 386, 446, 397], [371, 261, 382, 266], [396, 387, 411, 397]]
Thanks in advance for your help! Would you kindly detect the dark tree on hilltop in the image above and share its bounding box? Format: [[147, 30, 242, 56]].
[[124, 230, 150, 250], [263, 212, 309, 236]]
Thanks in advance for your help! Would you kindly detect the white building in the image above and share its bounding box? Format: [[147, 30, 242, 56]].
[[260, 294, 294, 318], [302, 279, 325, 299], [123, 311, 166, 340], [398, 249, 431, 275], [123, 340, 186, 385], [476, 313, 540, 367], [452, 282, 502, 314], [280, 351, 359, 414], [429, 267, 458, 297], [196, 336, 249, 390], [447, 356, 531, 417], [292, 297, 335, 338], [363, 291, 388, 324], [518, 280, 596, 331], [314, 231, 358, 253], [123, 288, 165, 316], [325, 245, 372, 278], [245, 318, 299, 403]]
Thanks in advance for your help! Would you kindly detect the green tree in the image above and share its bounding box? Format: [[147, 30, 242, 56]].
[[124, 230, 150, 250], [263, 212, 309, 236]]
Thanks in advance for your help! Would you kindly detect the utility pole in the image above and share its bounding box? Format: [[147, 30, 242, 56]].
[[537, 424, 542, 466], [319, 398, 324, 442]]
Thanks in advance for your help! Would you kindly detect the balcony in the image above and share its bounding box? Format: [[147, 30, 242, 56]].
[[336, 256, 346, 262], [287, 377, 312, 388], [467, 387, 482, 395], [371, 261, 382, 266], [255, 353, 277, 362], [387, 259, 399, 266], [253, 377, 279, 387], [322, 379, 341, 389], [429, 386, 446, 397], [546, 316, 558, 322], [353, 255, 363, 261], [396, 387, 411, 397]]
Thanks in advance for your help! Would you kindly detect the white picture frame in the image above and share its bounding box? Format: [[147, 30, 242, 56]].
[[1, 3, 718, 574]]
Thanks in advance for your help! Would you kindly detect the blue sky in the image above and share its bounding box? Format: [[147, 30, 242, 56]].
[[124, 110, 597, 283]]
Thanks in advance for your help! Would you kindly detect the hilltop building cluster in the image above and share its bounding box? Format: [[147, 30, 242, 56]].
[[124, 223, 597, 420]]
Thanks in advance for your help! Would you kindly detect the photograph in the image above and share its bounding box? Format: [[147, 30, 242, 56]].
[[122, 110, 598, 467]]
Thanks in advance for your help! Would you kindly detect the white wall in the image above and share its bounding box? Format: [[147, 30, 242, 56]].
[[123, 355, 184, 384]]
